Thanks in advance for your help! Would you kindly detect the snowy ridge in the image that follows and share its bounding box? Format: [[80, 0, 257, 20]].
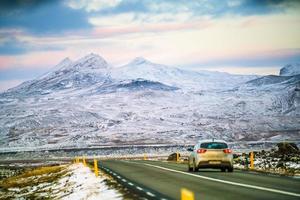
[[280, 63, 300, 76], [243, 75, 300, 88], [112, 57, 257, 90]]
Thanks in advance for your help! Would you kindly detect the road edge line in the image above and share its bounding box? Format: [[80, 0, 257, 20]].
[[129, 161, 300, 198]]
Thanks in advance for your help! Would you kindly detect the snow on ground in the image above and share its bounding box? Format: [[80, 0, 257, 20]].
[[0, 163, 123, 200], [59, 163, 122, 200]]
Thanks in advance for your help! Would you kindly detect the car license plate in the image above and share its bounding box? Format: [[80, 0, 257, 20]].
[[209, 161, 221, 164]]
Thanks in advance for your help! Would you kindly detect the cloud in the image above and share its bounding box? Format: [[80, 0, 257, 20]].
[[0, 0, 91, 34], [188, 49, 300, 68], [0, 39, 27, 55], [66, 0, 122, 12], [92, 20, 212, 38], [0, 0, 54, 13], [0, 29, 66, 55], [89, 12, 194, 27], [0, 51, 69, 70], [66, 0, 300, 17]]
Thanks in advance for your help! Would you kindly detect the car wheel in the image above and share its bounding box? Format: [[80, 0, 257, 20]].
[[228, 167, 234, 172], [221, 168, 226, 172], [193, 159, 198, 172]]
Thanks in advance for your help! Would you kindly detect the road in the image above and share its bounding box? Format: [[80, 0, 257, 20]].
[[99, 160, 300, 200]]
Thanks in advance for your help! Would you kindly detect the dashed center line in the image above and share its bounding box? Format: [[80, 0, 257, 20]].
[[136, 186, 143, 191], [146, 192, 156, 197], [101, 165, 169, 200]]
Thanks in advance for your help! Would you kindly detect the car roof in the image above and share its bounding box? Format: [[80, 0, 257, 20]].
[[197, 139, 227, 144]]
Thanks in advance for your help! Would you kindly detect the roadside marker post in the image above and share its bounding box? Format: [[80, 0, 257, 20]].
[[181, 188, 194, 200], [250, 152, 254, 169], [144, 154, 147, 160], [83, 156, 87, 167], [94, 159, 99, 177], [176, 152, 179, 162]]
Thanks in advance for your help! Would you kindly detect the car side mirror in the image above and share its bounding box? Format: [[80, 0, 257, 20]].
[[187, 147, 193, 152]]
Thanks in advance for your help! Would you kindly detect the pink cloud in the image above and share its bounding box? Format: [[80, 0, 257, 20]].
[[92, 20, 213, 38], [0, 57, 14, 70], [0, 51, 71, 70]]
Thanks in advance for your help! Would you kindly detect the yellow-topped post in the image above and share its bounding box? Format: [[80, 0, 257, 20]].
[[176, 152, 179, 162], [83, 156, 87, 167], [94, 159, 99, 177], [144, 154, 147, 160], [250, 151, 254, 169], [181, 188, 194, 200]]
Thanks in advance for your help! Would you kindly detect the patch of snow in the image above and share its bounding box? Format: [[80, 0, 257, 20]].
[[60, 163, 122, 200]]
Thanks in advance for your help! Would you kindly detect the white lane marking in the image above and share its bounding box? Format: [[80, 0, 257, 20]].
[[122, 179, 127, 182], [116, 176, 121, 179], [131, 162, 300, 198], [136, 186, 143, 191], [146, 192, 156, 197], [129, 182, 134, 186]]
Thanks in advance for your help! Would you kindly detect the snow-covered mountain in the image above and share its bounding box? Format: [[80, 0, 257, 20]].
[[280, 63, 300, 76], [112, 57, 257, 90], [239, 64, 300, 115], [7, 53, 111, 95], [0, 53, 299, 151]]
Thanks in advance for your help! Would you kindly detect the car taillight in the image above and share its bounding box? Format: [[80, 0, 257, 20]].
[[223, 149, 232, 154], [197, 149, 207, 154]]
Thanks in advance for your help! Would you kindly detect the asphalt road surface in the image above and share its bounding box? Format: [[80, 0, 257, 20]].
[[99, 160, 300, 200]]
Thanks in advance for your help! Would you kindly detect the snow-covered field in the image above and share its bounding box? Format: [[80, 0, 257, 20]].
[[59, 164, 122, 200], [0, 163, 123, 200], [0, 53, 299, 152]]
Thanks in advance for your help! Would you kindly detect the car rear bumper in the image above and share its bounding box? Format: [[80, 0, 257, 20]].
[[197, 161, 232, 169]]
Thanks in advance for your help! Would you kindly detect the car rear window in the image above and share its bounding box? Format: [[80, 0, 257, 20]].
[[200, 142, 228, 149]]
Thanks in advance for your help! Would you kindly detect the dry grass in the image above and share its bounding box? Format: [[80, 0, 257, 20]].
[[0, 165, 67, 189]]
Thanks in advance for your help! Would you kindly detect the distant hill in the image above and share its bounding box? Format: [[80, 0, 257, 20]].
[[280, 63, 300, 76]]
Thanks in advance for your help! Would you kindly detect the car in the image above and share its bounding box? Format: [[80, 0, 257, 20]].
[[187, 139, 233, 172]]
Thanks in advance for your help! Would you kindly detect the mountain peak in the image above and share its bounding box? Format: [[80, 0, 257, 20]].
[[80, 53, 107, 62], [58, 57, 72, 67], [129, 57, 151, 65], [76, 53, 109, 69]]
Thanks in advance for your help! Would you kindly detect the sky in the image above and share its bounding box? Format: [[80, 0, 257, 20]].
[[0, 0, 300, 91]]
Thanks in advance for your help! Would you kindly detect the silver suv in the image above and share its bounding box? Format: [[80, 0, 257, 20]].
[[188, 139, 233, 172]]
